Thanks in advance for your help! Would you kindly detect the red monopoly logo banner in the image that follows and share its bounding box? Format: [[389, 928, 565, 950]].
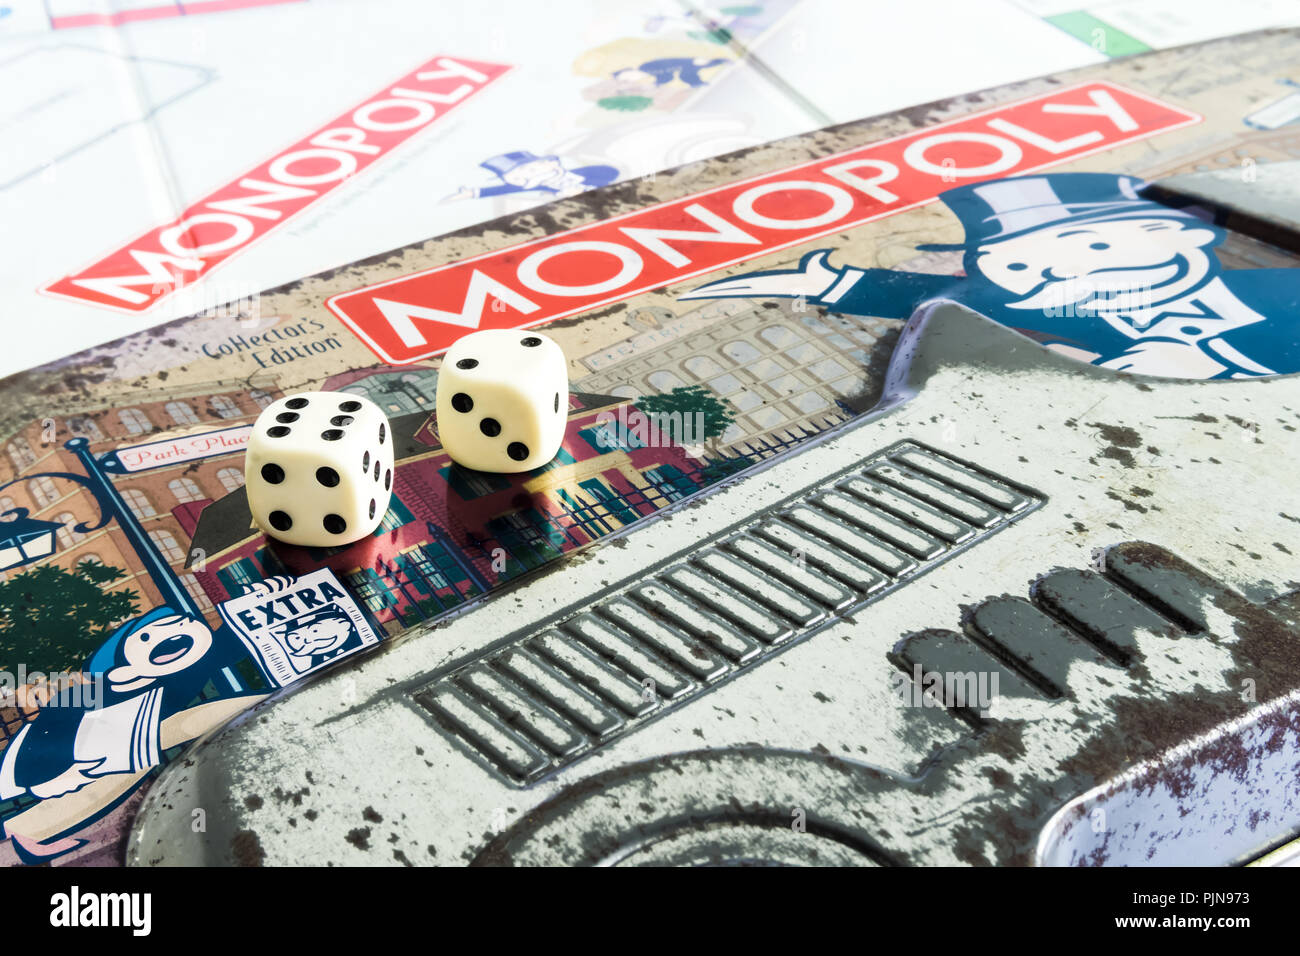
[[325, 81, 1200, 365], [44, 55, 511, 314]]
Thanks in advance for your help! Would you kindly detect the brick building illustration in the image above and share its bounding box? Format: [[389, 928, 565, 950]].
[[185, 373, 711, 635], [0, 375, 283, 616], [575, 297, 896, 454]]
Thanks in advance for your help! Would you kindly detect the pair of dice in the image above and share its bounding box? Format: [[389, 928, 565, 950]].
[[245, 330, 567, 546]]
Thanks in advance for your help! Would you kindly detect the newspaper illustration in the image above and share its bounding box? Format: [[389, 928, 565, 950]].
[[72, 687, 163, 776], [218, 571, 381, 687]]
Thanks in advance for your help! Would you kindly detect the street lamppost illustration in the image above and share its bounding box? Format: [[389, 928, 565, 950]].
[[0, 437, 200, 617], [0, 512, 61, 571]]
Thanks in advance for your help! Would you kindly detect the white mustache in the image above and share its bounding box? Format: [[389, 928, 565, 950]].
[[1007, 261, 1182, 311]]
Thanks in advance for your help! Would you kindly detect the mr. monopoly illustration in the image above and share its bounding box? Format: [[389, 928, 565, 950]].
[[0, 605, 266, 863], [277, 606, 364, 675], [448, 150, 619, 202], [682, 172, 1300, 379]]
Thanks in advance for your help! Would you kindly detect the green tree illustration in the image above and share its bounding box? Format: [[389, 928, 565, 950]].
[[0, 560, 139, 673], [635, 385, 734, 442]]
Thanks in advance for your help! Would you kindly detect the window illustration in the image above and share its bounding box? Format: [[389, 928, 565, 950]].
[[784, 342, 824, 364], [169, 477, 205, 503], [488, 510, 564, 571], [346, 568, 393, 612], [533, 447, 577, 473], [217, 467, 245, 493], [148, 528, 186, 563], [7, 437, 35, 470], [807, 358, 849, 381], [181, 573, 214, 611], [67, 416, 104, 441], [376, 495, 415, 532], [166, 401, 200, 425], [708, 373, 742, 395], [685, 356, 724, 379], [647, 370, 683, 392], [760, 327, 795, 349], [217, 557, 260, 596], [579, 479, 635, 527], [120, 487, 156, 519], [119, 408, 152, 435], [722, 340, 761, 364], [254, 547, 290, 578], [407, 547, 451, 591], [210, 395, 241, 419], [28, 475, 59, 508], [580, 421, 645, 453], [644, 465, 696, 502], [397, 542, 481, 616], [55, 512, 85, 549]]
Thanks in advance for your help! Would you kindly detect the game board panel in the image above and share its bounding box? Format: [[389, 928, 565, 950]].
[[0, 28, 1298, 866], [2, 0, 820, 376], [11, 0, 1297, 381], [737, 0, 1108, 124]]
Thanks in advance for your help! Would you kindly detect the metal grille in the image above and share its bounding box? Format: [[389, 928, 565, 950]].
[[412, 440, 1044, 785]]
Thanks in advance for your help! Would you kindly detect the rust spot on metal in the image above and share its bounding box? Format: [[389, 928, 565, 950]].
[[230, 829, 265, 867]]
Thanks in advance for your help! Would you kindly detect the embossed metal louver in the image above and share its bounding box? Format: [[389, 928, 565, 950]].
[[412, 441, 1044, 784]]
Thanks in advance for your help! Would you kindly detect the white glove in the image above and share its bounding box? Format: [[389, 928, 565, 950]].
[[1098, 339, 1226, 379], [678, 249, 844, 301]]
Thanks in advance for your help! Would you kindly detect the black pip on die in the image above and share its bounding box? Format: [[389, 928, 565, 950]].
[[246, 392, 394, 546], [435, 329, 568, 473]]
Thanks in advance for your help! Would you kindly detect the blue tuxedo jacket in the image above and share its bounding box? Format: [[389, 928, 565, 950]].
[[817, 267, 1300, 377]]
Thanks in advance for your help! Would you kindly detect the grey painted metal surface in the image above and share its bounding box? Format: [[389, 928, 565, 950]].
[[415, 439, 1040, 787], [1147, 160, 1300, 254], [126, 302, 1300, 866]]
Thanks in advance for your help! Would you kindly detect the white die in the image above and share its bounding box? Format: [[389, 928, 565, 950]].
[[435, 330, 568, 473], [245, 391, 394, 546]]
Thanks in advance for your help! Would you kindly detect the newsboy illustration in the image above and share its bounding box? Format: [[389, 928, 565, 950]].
[[0, 606, 266, 862], [681, 172, 1300, 378]]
